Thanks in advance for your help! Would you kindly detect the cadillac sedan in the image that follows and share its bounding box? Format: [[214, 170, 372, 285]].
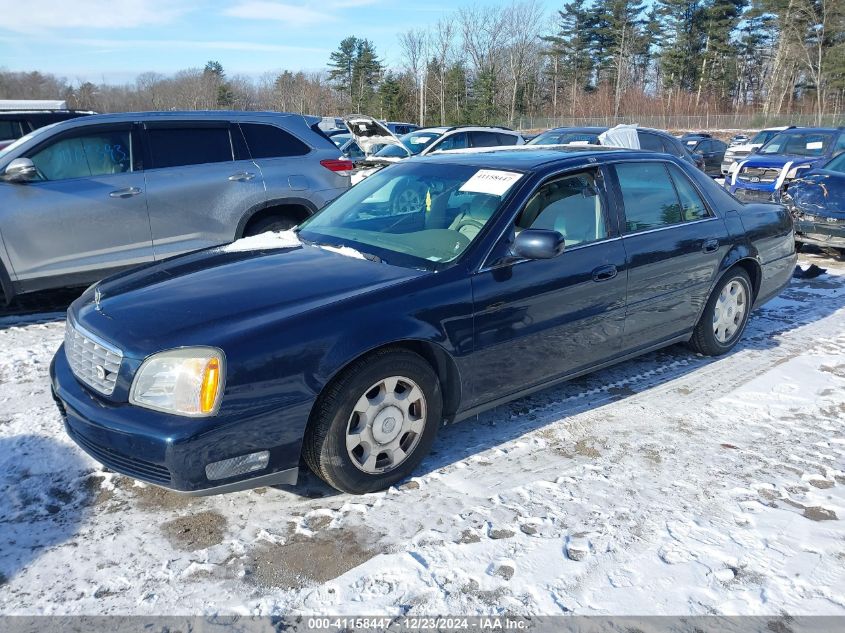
[[51, 147, 796, 495]]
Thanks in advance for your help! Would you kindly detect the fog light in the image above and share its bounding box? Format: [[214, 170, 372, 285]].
[[205, 451, 270, 481]]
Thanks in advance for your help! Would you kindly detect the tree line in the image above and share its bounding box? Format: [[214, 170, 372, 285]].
[[1, 0, 842, 127]]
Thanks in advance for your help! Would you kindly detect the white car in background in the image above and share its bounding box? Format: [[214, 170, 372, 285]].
[[343, 115, 524, 183], [721, 126, 796, 175]]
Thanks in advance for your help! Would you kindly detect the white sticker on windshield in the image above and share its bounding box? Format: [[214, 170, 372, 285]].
[[459, 169, 523, 196], [569, 140, 591, 146], [806, 141, 823, 150], [410, 136, 434, 145]]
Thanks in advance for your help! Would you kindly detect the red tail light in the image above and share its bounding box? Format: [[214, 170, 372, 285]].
[[320, 158, 354, 176]]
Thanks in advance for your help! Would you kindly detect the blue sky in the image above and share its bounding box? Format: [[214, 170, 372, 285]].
[[0, 0, 558, 85]]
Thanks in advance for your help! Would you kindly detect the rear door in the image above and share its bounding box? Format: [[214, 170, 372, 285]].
[[239, 121, 318, 202], [0, 122, 153, 286], [609, 160, 729, 351], [142, 120, 265, 259], [468, 167, 628, 406]]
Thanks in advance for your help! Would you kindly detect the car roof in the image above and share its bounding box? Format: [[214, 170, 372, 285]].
[[43, 111, 316, 129], [408, 145, 648, 170], [777, 127, 840, 134]]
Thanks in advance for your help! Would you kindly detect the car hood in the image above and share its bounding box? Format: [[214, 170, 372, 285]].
[[725, 143, 762, 154], [343, 115, 409, 158], [787, 170, 845, 215], [740, 154, 828, 169], [71, 242, 427, 357]]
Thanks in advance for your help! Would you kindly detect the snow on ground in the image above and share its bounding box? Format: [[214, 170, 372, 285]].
[[1, 252, 844, 616]]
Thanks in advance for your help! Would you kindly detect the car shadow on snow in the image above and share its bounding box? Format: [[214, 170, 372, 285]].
[[0, 434, 94, 587], [0, 287, 83, 332]]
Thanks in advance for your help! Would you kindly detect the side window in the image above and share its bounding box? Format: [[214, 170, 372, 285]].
[[662, 137, 685, 157], [834, 133, 845, 156], [516, 171, 607, 247], [667, 163, 710, 221], [638, 132, 664, 152], [435, 132, 468, 152], [0, 120, 23, 140], [615, 162, 683, 232], [29, 129, 132, 181], [497, 133, 519, 146], [470, 131, 501, 148], [146, 126, 232, 169], [239, 123, 310, 158]]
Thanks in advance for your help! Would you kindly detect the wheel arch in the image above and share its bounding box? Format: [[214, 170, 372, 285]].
[[718, 244, 762, 301], [303, 338, 463, 442], [236, 197, 318, 239], [0, 258, 15, 305]]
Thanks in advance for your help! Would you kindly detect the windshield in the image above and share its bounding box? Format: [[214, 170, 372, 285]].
[[297, 162, 523, 269], [374, 131, 442, 158], [751, 130, 780, 146], [759, 132, 834, 157], [528, 130, 600, 146], [0, 123, 57, 161]]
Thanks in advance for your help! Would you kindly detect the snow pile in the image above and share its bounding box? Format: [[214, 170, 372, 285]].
[[221, 230, 301, 253]]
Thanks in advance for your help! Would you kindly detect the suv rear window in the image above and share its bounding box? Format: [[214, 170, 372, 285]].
[[240, 123, 310, 158], [0, 120, 24, 140], [147, 127, 233, 169]]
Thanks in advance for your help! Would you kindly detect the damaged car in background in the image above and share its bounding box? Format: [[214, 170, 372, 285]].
[[344, 115, 523, 183], [782, 150, 845, 258], [51, 145, 795, 497]]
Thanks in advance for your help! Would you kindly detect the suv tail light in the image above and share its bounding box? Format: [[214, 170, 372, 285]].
[[320, 158, 354, 177]]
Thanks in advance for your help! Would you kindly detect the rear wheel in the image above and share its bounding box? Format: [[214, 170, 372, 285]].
[[689, 268, 752, 356], [303, 348, 442, 494]]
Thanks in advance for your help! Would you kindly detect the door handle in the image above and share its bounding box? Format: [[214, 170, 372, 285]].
[[109, 187, 142, 198], [228, 172, 256, 182], [592, 264, 618, 282], [702, 239, 719, 253]]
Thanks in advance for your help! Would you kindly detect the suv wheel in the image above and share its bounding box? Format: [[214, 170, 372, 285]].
[[244, 215, 297, 236]]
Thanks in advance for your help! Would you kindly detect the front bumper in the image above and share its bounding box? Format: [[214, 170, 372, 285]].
[[51, 345, 302, 495], [794, 218, 845, 248]]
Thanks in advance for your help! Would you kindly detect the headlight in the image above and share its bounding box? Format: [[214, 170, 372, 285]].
[[129, 347, 225, 417], [786, 164, 812, 179]]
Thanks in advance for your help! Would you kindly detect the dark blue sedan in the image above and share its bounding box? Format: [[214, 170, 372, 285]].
[[51, 147, 797, 494]]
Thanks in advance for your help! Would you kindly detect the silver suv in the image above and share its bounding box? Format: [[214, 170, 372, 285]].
[[0, 111, 351, 302]]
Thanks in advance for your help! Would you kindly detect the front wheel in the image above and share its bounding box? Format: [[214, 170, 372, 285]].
[[303, 348, 442, 494], [689, 268, 752, 356]]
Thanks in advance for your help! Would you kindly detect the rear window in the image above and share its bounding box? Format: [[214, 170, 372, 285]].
[[240, 123, 310, 158], [0, 120, 24, 140], [147, 127, 233, 169]]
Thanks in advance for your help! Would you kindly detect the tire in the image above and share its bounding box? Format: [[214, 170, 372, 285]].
[[243, 215, 297, 237], [689, 268, 753, 356], [303, 348, 442, 494]]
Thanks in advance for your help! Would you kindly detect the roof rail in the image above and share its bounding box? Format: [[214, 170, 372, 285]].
[[445, 124, 514, 132]]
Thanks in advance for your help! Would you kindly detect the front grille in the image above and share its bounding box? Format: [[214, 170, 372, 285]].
[[67, 424, 172, 484], [65, 319, 123, 396], [735, 188, 774, 203], [738, 166, 780, 183]]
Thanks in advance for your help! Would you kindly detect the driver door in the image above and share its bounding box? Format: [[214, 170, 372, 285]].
[[467, 168, 628, 407], [0, 123, 153, 287]]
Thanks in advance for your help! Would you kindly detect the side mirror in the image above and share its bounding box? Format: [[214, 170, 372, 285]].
[[3, 158, 38, 183], [512, 229, 566, 260]]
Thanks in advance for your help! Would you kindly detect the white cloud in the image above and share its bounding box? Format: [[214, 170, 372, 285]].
[[222, 1, 332, 26], [1, 0, 189, 33], [0, 35, 328, 55]]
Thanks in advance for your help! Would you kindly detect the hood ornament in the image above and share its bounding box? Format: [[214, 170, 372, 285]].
[[94, 287, 103, 311]]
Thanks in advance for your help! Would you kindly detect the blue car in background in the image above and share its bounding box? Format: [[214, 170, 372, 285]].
[[727, 127, 845, 203]]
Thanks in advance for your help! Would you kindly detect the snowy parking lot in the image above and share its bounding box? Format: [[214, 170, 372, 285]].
[[1, 251, 844, 616]]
